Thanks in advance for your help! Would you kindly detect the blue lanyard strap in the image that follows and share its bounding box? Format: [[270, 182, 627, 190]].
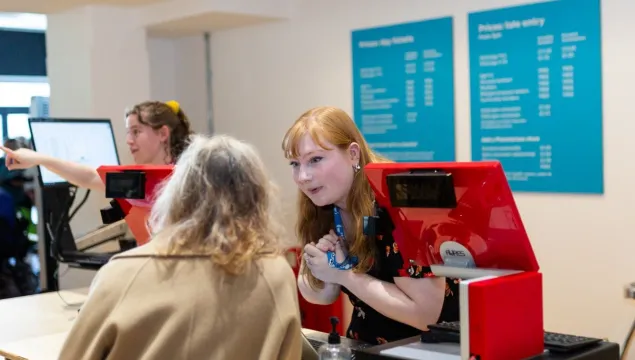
[[328, 207, 359, 270], [333, 206, 346, 240]]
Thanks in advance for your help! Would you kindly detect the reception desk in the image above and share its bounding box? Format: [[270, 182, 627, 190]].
[[0, 288, 87, 360], [354, 335, 620, 360], [0, 288, 621, 360]]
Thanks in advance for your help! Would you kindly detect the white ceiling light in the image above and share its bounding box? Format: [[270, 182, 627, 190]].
[[0, 12, 46, 31]]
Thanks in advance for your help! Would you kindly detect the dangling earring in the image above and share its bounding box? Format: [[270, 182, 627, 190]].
[[353, 164, 361, 173]]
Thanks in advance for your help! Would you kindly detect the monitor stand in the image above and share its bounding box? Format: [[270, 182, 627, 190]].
[[38, 184, 75, 292]]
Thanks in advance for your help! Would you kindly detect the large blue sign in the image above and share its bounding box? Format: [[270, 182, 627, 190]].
[[469, 0, 603, 193], [352, 17, 455, 162]]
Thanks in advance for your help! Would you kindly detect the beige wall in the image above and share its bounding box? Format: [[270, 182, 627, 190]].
[[209, 0, 635, 347]]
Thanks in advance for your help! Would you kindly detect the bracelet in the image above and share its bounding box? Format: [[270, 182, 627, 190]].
[[326, 251, 359, 270]]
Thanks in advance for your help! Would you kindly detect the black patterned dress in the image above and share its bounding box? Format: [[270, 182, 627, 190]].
[[341, 232, 460, 345]]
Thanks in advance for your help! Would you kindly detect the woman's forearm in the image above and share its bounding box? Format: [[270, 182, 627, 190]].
[[41, 155, 105, 191], [297, 272, 341, 305], [338, 271, 444, 331]]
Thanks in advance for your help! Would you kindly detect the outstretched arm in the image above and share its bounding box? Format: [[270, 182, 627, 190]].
[[40, 155, 104, 191], [1, 146, 105, 191]]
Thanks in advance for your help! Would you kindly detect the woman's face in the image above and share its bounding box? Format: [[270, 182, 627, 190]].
[[125, 114, 169, 165], [290, 134, 359, 209]]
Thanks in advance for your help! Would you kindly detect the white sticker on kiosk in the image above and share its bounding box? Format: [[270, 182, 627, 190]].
[[439, 241, 474, 265]]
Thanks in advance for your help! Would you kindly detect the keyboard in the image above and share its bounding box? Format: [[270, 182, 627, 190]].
[[427, 321, 603, 353], [69, 253, 115, 270]]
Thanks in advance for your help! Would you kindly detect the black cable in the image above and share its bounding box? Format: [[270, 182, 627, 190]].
[[47, 186, 92, 308], [54, 266, 72, 306], [44, 186, 94, 292], [47, 187, 90, 306], [48, 185, 78, 263], [68, 189, 91, 221], [621, 318, 635, 359]]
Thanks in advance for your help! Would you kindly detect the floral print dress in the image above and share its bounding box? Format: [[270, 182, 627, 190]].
[[341, 233, 460, 345]]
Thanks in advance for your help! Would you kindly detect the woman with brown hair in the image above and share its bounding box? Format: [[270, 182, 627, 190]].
[[0, 100, 193, 192], [282, 106, 459, 345], [58, 134, 302, 359]]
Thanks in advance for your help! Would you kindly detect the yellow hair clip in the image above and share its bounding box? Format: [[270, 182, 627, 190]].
[[166, 100, 180, 114]]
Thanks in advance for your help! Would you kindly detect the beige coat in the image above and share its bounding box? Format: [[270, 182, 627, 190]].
[[58, 243, 302, 360]]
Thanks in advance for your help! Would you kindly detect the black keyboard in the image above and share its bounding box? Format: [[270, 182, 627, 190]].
[[427, 321, 603, 353], [70, 254, 113, 270]]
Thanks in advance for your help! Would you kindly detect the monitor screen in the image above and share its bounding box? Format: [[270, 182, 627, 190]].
[[29, 118, 120, 186]]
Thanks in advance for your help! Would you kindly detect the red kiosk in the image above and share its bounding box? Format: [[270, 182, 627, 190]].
[[97, 164, 173, 246], [362, 160, 544, 360]]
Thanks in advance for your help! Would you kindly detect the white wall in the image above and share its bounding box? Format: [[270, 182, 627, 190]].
[[147, 35, 209, 134], [210, 0, 635, 346], [148, 37, 178, 102]]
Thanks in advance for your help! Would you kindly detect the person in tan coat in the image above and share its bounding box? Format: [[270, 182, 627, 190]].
[[58, 134, 303, 360]]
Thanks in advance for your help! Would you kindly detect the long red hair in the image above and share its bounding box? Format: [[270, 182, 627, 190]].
[[281, 106, 389, 289]]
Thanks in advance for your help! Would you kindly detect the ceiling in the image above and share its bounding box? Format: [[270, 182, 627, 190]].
[[146, 11, 282, 37], [0, 0, 289, 36]]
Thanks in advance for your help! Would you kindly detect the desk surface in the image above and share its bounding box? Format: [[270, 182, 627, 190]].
[[356, 336, 620, 360], [0, 288, 88, 360], [0, 290, 621, 360]]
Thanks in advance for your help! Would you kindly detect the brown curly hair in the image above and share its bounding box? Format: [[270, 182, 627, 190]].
[[125, 101, 194, 161]]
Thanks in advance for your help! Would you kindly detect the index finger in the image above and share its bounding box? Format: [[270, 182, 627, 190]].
[[323, 231, 339, 244], [303, 244, 324, 257], [0, 145, 13, 154]]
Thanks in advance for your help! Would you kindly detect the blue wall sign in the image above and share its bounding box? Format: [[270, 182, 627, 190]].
[[469, 0, 603, 193], [352, 17, 456, 162]]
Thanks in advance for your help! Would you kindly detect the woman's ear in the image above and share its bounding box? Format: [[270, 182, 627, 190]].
[[349, 142, 361, 163], [158, 125, 170, 142]]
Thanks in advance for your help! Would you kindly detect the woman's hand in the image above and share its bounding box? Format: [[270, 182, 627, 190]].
[[0, 146, 44, 170], [315, 230, 348, 263], [303, 242, 348, 284], [315, 230, 337, 252]]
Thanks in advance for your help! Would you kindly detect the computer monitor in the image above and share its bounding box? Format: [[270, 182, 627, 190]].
[[28, 118, 120, 187], [97, 164, 174, 246], [363, 161, 539, 278]]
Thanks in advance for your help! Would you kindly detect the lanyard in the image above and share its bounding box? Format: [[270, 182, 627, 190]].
[[333, 206, 346, 241], [328, 207, 358, 270]]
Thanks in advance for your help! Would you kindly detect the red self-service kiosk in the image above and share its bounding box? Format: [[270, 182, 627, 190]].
[[363, 160, 543, 360], [97, 164, 173, 246]]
